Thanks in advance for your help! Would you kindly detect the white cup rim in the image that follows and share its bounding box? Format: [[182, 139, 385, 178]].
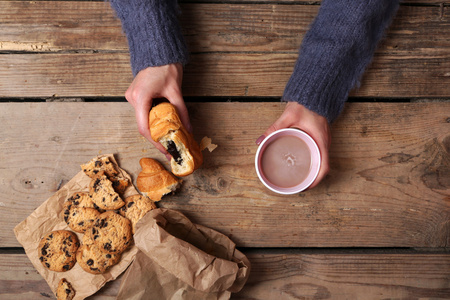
[[255, 128, 321, 194]]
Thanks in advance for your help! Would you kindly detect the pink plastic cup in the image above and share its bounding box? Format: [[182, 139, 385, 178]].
[[255, 128, 321, 194]]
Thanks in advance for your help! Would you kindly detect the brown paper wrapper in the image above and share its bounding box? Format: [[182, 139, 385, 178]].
[[14, 154, 139, 300], [117, 208, 251, 300]]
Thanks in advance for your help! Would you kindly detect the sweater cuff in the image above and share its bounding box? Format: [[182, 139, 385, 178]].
[[282, 0, 399, 123], [110, 0, 189, 76]]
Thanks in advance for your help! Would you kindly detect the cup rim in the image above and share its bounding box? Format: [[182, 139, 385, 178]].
[[255, 128, 321, 194]]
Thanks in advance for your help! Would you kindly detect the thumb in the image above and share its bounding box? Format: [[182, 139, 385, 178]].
[[255, 117, 287, 145]]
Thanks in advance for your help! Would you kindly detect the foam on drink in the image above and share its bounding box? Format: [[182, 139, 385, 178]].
[[260, 135, 311, 188]]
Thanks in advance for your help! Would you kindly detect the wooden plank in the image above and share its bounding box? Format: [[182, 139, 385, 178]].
[[0, 53, 133, 97], [0, 52, 449, 98], [234, 251, 450, 299], [0, 1, 127, 53], [183, 4, 449, 54], [0, 3, 449, 98], [1, 2, 447, 54], [2, 2, 447, 55], [0, 252, 449, 299], [1, 102, 448, 248]]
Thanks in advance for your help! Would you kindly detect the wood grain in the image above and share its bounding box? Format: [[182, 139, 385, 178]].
[[1, 252, 448, 299], [1, 102, 448, 248], [1, 2, 447, 55], [0, 1, 127, 52], [0, 2, 449, 98], [234, 251, 450, 299], [0, 52, 449, 98], [1, 1, 448, 298]]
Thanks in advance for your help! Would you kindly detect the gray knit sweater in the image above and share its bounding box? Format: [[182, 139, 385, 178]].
[[110, 0, 399, 123]]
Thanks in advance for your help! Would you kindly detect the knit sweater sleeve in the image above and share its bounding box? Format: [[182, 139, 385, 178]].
[[282, 0, 400, 123], [109, 0, 189, 77]]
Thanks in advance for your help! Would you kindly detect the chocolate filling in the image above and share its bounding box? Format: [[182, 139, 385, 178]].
[[166, 140, 183, 165]]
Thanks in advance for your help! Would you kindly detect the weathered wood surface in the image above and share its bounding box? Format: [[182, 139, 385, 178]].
[[3, 52, 449, 98], [0, 2, 449, 98], [5, 2, 446, 54], [1, 252, 449, 299], [1, 102, 449, 248], [235, 251, 450, 299], [1, 1, 449, 298]]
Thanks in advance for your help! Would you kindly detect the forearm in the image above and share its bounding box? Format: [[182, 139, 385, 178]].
[[109, 0, 189, 76], [282, 0, 400, 123]]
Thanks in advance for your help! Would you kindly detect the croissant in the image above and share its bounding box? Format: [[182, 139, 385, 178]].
[[136, 158, 181, 201], [149, 102, 203, 176]]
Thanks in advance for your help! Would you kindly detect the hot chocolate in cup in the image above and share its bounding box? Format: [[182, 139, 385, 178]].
[[255, 128, 321, 194]]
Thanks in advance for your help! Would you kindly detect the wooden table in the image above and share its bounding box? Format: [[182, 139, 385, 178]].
[[1, 0, 449, 299]]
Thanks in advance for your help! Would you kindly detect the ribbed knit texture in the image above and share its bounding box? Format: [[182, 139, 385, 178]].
[[109, 0, 189, 76], [282, 0, 400, 123]]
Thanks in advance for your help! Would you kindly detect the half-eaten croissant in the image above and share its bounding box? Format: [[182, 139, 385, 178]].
[[149, 102, 203, 176], [136, 158, 181, 201]]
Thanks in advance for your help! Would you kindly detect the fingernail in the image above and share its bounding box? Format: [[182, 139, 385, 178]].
[[256, 135, 266, 145]]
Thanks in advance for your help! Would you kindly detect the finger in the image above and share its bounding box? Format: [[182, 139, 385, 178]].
[[307, 136, 330, 189], [133, 94, 170, 158], [166, 91, 192, 133], [308, 158, 329, 190], [143, 116, 170, 159], [256, 110, 292, 145], [255, 135, 266, 145], [134, 96, 153, 142], [152, 139, 170, 158]]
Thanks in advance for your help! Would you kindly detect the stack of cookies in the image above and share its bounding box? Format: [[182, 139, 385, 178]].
[[37, 156, 158, 300]]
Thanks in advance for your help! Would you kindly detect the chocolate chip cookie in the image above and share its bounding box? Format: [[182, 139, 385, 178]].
[[38, 230, 79, 272], [76, 242, 121, 274], [67, 192, 96, 208], [63, 200, 101, 233], [119, 194, 157, 234], [89, 172, 125, 210], [83, 211, 132, 254], [81, 156, 130, 195], [111, 176, 130, 195], [81, 156, 119, 179], [56, 278, 76, 300]]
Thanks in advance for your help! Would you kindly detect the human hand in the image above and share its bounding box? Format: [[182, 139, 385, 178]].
[[256, 102, 331, 189], [125, 63, 192, 159]]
